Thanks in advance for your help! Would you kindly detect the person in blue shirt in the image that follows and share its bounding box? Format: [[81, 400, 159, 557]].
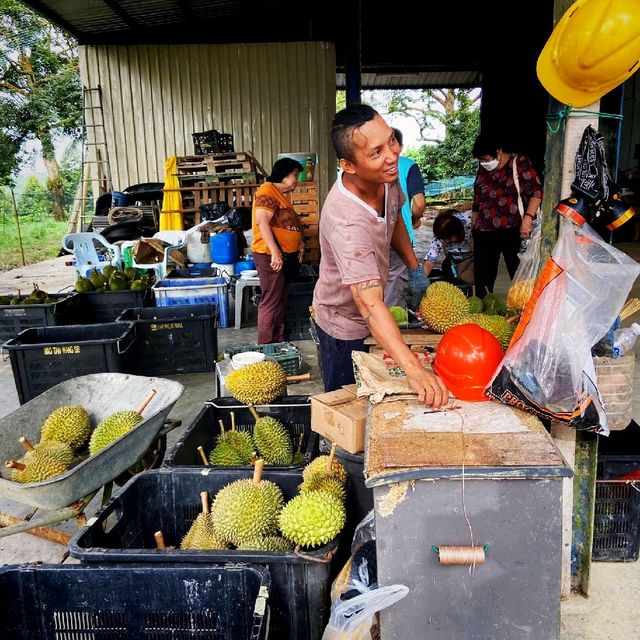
[[423, 208, 474, 285], [383, 128, 427, 307]]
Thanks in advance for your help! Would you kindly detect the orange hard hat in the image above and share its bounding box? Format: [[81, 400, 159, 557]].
[[433, 324, 503, 402], [536, 0, 640, 108]]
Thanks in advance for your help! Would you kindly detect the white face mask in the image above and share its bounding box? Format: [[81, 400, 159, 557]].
[[480, 159, 499, 172]]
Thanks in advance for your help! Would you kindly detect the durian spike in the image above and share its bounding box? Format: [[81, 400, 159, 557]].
[[327, 442, 337, 472], [218, 419, 226, 440], [230, 411, 236, 431], [5, 460, 26, 471], [200, 491, 210, 514], [154, 530, 167, 550], [253, 459, 265, 483], [135, 389, 157, 415], [247, 405, 260, 421], [197, 446, 209, 465], [19, 436, 36, 452]]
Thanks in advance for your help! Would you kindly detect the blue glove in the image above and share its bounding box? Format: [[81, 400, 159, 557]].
[[406, 267, 430, 310]]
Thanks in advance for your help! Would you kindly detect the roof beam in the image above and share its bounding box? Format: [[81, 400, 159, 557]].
[[101, 0, 140, 30]]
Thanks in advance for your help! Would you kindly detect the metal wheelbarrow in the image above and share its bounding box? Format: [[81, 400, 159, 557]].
[[0, 373, 183, 540]]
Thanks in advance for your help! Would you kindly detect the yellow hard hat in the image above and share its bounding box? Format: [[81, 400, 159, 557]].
[[537, 0, 640, 107]]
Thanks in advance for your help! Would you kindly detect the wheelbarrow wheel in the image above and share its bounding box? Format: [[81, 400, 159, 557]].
[[113, 434, 167, 487]]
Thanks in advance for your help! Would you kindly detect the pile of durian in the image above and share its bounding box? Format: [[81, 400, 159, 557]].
[[75, 266, 153, 293], [175, 449, 347, 552], [4, 401, 148, 484], [0, 284, 58, 306], [418, 282, 516, 349], [203, 409, 304, 467]]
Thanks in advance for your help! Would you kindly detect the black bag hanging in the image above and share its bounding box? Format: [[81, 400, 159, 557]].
[[571, 125, 612, 205]]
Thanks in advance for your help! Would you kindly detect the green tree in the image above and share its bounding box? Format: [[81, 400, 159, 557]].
[[18, 175, 50, 219], [363, 88, 481, 179], [0, 0, 81, 221], [60, 139, 81, 213]]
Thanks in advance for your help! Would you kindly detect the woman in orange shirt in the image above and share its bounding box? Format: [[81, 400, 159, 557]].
[[251, 157, 305, 343]]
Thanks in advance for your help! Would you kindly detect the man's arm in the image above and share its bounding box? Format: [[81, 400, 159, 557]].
[[350, 279, 448, 407], [390, 214, 419, 269]]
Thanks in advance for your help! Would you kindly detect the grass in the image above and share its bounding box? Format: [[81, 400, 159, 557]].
[[0, 215, 68, 271]]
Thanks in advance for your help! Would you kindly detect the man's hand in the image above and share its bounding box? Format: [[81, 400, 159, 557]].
[[407, 266, 430, 310], [406, 365, 449, 407]]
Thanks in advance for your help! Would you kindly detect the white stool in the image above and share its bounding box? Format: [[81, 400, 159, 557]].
[[234, 276, 260, 329]]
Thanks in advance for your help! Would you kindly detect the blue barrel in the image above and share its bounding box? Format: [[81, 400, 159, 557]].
[[235, 258, 256, 272], [210, 232, 238, 264]]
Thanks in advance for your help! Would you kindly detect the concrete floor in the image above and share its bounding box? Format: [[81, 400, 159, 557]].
[[0, 233, 639, 639]]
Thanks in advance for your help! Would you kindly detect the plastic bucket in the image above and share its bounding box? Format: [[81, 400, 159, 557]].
[[235, 258, 256, 272], [210, 231, 238, 264]]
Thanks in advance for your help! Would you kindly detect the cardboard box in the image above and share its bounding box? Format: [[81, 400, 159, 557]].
[[310, 385, 368, 454]]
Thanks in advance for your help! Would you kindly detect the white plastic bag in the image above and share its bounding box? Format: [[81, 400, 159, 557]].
[[506, 220, 542, 311], [322, 511, 409, 640], [488, 218, 640, 434]]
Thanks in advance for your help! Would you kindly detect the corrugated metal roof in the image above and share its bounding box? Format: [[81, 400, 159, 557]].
[[336, 70, 482, 90]]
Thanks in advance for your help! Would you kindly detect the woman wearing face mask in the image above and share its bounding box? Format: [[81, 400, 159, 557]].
[[470, 132, 543, 297]]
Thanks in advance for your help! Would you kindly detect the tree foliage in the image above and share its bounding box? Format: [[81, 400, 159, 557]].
[[336, 88, 481, 182], [0, 0, 81, 219]]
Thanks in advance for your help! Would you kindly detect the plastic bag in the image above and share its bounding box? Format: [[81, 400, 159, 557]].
[[506, 220, 542, 311], [322, 511, 409, 640], [487, 218, 640, 434]]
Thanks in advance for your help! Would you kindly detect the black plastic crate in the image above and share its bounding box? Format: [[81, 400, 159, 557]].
[[3, 322, 136, 404], [116, 304, 218, 375], [76, 288, 153, 323], [164, 396, 316, 469], [0, 293, 82, 344], [0, 563, 269, 640], [192, 130, 235, 154], [284, 280, 315, 341], [69, 468, 338, 640]]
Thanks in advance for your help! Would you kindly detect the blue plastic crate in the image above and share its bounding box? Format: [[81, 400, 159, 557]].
[[153, 277, 230, 327]]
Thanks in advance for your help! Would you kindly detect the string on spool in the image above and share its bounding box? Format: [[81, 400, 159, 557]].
[[431, 544, 490, 566]]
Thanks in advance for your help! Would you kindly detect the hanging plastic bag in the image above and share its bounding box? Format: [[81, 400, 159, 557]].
[[322, 511, 409, 640], [487, 218, 640, 434], [506, 220, 542, 311]]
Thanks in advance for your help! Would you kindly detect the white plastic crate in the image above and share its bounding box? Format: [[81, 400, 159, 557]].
[[153, 277, 230, 327]]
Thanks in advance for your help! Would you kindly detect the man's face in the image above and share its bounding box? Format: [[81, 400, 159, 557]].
[[340, 115, 400, 184]]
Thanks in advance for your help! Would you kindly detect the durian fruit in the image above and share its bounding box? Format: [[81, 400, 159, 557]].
[[5, 457, 68, 483], [75, 276, 94, 292], [467, 287, 484, 314], [278, 490, 346, 548], [507, 278, 536, 311], [211, 460, 284, 546], [41, 406, 91, 451], [215, 412, 254, 463], [19, 436, 74, 467], [389, 306, 409, 326], [237, 536, 295, 552], [88, 388, 156, 455], [209, 441, 247, 466], [225, 360, 288, 405], [10, 289, 22, 305], [302, 445, 348, 485], [418, 281, 470, 333], [89, 410, 142, 454], [301, 475, 346, 503], [458, 314, 515, 350], [108, 271, 129, 291], [181, 491, 228, 550], [89, 268, 108, 290], [102, 264, 116, 280], [483, 293, 508, 316], [293, 434, 305, 465], [248, 407, 293, 465]]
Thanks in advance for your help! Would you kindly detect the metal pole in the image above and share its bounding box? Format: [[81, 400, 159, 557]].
[[9, 188, 26, 266]]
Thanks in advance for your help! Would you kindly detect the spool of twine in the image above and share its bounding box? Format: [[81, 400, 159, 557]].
[[436, 545, 486, 566]]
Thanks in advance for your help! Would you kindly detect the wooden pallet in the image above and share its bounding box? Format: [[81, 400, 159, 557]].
[[178, 172, 259, 185]]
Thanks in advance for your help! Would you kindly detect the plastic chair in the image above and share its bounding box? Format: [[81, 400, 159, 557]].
[[131, 230, 187, 280], [61, 232, 122, 277]]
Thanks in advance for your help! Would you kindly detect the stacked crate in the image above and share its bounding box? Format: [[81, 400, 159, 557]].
[[174, 151, 266, 226], [291, 182, 319, 264]]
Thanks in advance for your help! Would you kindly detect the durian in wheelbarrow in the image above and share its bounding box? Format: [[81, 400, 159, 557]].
[[5, 457, 68, 483], [19, 436, 74, 467], [41, 406, 92, 451], [88, 411, 142, 455]]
